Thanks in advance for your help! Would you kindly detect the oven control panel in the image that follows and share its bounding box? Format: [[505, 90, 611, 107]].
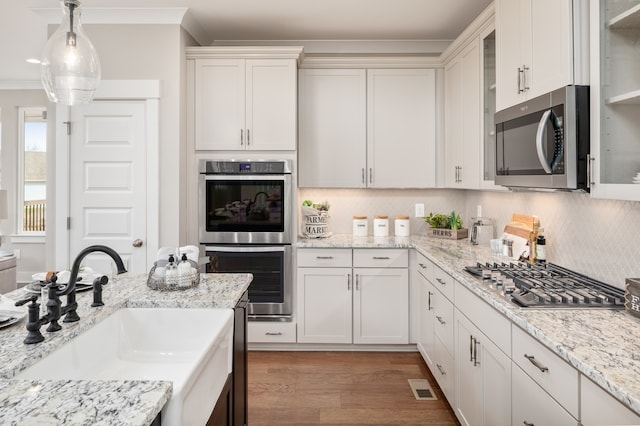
[[201, 160, 291, 175]]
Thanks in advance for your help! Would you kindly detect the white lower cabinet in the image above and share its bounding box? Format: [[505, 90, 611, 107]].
[[417, 269, 435, 369], [297, 248, 408, 344], [415, 252, 455, 404], [512, 325, 579, 418], [297, 266, 353, 343], [455, 311, 511, 426], [581, 376, 640, 426], [512, 364, 578, 426]]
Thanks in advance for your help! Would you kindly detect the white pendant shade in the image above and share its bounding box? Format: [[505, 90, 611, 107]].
[[41, 0, 101, 106]]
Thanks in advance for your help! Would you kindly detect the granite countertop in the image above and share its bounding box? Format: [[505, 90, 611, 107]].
[[297, 234, 640, 416], [0, 272, 252, 425]]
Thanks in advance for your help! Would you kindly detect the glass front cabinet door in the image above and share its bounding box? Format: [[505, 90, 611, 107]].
[[591, 0, 640, 200]]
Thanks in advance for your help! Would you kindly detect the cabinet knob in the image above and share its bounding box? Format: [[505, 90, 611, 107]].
[[132, 239, 143, 248]]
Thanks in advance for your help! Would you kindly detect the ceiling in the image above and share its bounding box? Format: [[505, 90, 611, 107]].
[[0, 0, 492, 82]]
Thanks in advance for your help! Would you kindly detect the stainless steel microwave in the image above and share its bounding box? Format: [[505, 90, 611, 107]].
[[495, 85, 590, 191]]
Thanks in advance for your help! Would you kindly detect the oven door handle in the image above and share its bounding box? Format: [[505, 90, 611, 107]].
[[202, 174, 288, 181], [205, 245, 286, 253]]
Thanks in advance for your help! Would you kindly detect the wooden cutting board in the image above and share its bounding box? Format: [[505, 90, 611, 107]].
[[504, 214, 540, 239]]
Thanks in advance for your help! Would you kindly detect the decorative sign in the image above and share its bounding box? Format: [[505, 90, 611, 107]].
[[427, 228, 469, 240], [625, 278, 640, 319]]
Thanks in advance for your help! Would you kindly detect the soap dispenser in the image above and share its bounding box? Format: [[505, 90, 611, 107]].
[[165, 254, 178, 288], [177, 253, 192, 288]]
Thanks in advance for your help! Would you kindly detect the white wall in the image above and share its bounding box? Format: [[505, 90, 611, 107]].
[[300, 187, 640, 289], [80, 24, 187, 249]]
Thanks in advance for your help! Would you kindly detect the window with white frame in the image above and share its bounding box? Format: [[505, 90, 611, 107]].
[[17, 106, 47, 234]]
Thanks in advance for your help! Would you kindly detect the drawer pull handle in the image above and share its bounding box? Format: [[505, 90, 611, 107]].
[[436, 364, 446, 376], [372, 256, 390, 260], [436, 315, 446, 325], [524, 354, 549, 372], [265, 332, 283, 336], [427, 291, 433, 310], [473, 338, 480, 366], [436, 278, 446, 286], [523, 422, 534, 426], [418, 263, 427, 269], [316, 256, 334, 259]]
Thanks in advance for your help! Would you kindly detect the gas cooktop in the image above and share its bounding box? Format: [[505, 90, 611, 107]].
[[464, 262, 625, 309]]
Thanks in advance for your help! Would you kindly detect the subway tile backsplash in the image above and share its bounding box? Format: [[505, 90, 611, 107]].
[[298, 188, 640, 288]]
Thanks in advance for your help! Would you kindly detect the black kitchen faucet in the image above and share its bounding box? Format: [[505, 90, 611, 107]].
[[15, 245, 127, 344]]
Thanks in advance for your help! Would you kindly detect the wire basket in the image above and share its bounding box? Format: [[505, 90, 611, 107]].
[[147, 259, 200, 291]]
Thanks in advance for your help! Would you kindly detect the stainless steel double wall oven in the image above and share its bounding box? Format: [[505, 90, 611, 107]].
[[199, 160, 293, 320]]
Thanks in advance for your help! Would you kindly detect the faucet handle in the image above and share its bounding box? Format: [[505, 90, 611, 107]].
[[15, 295, 38, 307], [20, 296, 45, 345]]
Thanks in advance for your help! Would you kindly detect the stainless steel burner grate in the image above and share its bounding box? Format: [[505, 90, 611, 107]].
[[464, 262, 625, 309]]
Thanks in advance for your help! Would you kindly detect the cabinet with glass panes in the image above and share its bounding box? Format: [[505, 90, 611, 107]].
[[591, 0, 640, 200], [480, 27, 504, 190]]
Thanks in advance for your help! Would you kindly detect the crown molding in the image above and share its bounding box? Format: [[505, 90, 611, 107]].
[[299, 54, 442, 69], [186, 46, 305, 65], [211, 39, 452, 55]]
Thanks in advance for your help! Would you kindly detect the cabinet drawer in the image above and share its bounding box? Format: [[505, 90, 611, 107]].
[[416, 252, 434, 283], [512, 325, 579, 418], [433, 295, 454, 357], [433, 265, 455, 301], [353, 249, 408, 268], [512, 363, 578, 426], [456, 284, 511, 354], [248, 322, 297, 343], [297, 248, 352, 268], [432, 335, 455, 405]]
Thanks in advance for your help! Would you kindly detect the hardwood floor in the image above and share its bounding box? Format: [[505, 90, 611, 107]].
[[247, 351, 459, 425]]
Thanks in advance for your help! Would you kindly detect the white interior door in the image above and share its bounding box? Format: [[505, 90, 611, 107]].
[[68, 101, 148, 274]]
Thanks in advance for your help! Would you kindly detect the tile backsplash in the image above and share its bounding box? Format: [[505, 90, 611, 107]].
[[298, 188, 640, 288]]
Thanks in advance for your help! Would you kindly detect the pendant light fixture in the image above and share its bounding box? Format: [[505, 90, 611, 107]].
[[41, 0, 101, 105]]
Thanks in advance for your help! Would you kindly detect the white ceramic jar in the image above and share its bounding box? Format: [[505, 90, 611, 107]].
[[373, 215, 389, 237], [394, 216, 410, 237], [352, 216, 368, 237]]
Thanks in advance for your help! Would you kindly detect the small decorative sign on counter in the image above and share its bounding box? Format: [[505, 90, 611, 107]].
[[625, 278, 640, 318], [427, 227, 469, 240]]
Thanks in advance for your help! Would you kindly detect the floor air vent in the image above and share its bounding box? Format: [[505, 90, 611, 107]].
[[408, 379, 437, 401]]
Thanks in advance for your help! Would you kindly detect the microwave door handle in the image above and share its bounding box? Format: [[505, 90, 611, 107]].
[[536, 109, 553, 174]]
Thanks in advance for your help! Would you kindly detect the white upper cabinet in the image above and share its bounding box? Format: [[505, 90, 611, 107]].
[[298, 69, 367, 187], [590, 0, 640, 200], [187, 47, 301, 151], [298, 67, 436, 188], [495, 0, 588, 111], [366, 69, 436, 188], [444, 39, 481, 189]]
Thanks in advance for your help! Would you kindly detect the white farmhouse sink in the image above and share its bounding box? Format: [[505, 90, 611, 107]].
[[17, 308, 234, 426]]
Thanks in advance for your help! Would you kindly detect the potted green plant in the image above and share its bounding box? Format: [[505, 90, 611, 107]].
[[423, 211, 468, 240]]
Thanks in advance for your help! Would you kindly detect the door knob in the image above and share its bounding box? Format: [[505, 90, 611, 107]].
[[132, 239, 143, 248]]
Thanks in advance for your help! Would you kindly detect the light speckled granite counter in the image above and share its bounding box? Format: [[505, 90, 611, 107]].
[[0, 272, 251, 425], [298, 234, 640, 416]]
